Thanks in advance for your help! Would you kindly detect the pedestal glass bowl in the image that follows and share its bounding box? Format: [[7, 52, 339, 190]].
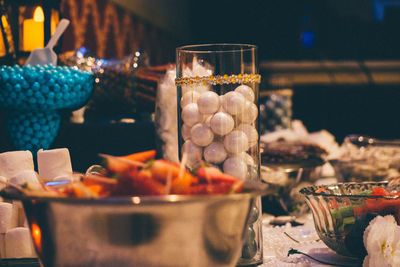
[[0, 64, 93, 152]]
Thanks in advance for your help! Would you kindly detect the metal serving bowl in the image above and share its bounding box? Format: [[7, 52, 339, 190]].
[[300, 181, 400, 258], [261, 160, 324, 216], [2, 181, 268, 267]]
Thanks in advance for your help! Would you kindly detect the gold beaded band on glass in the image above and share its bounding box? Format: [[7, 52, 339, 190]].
[[175, 74, 261, 86]]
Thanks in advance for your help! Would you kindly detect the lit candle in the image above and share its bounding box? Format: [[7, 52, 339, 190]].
[[23, 6, 44, 52], [0, 15, 9, 56]]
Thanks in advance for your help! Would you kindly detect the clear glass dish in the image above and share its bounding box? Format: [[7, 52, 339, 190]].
[[300, 181, 400, 258]]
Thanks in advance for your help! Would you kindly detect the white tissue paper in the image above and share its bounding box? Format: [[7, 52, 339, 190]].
[[9, 170, 42, 190], [155, 60, 212, 163], [37, 148, 73, 180], [0, 203, 13, 233], [0, 151, 34, 179], [260, 120, 339, 177], [5, 227, 35, 258]]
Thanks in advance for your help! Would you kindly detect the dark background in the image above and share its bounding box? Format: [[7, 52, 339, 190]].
[[2, 0, 400, 171], [181, 0, 400, 60], [175, 0, 400, 142]]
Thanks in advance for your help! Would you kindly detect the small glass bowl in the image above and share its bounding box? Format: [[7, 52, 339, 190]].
[[300, 181, 400, 258]]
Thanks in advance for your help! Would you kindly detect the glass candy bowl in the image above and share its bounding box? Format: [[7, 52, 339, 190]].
[[300, 182, 400, 258], [0, 65, 93, 152]]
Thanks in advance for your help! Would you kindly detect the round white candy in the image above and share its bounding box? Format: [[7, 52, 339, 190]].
[[236, 124, 258, 147], [210, 112, 234, 136], [197, 91, 220, 114], [223, 130, 249, 154], [181, 103, 202, 127], [180, 91, 200, 108], [221, 91, 245, 115], [190, 123, 214, 147], [236, 152, 255, 166], [203, 115, 213, 127], [182, 140, 202, 168], [181, 124, 191, 141], [239, 101, 258, 123], [204, 142, 227, 164], [223, 156, 248, 179], [235, 85, 255, 102]]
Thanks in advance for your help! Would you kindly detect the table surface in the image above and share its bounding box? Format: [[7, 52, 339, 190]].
[[260, 214, 362, 267]]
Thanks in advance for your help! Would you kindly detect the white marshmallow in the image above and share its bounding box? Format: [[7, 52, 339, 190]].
[[222, 91, 245, 115], [223, 157, 248, 179], [0, 203, 13, 233], [239, 101, 258, 123], [235, 85, 255, 102], [180, 90, 200, 108], [0, 176, 7, 191], [12, 200, 25, 227], [181, 103, 202, 127], [0, 233, 5, 258], [5, 227, 35, 258], [181, 124, 191, 141], [224, 130, 249, 154], [210, 112, 234, 136], [37, 148, 73, 181], [53, 175, 75, 182], [0, 151, 34, 179], [9, 170, 41, 190], [236, 124, 258, 147], [197, 91, 220, 114], [190, 123, 214, 147], [204, 142, 227, 164]]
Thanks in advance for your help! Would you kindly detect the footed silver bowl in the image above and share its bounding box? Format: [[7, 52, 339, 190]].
[[2, 181, 268, 267]]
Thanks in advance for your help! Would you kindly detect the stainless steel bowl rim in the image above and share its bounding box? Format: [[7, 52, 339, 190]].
[[1, 181, 269, 205], [299, 181, 400, 199]]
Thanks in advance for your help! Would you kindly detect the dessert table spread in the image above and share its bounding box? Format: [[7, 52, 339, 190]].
[[261, 214, 361, 267]]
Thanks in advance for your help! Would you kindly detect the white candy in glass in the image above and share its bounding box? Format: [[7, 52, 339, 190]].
[[181, 124, 191, 141], [197, 91, 220, 114], [236, 124, 258, 147], [180, 90, 200, 108], [204, 142, 227, 164], [235, 85, 255, 102], [190, 123, 214, 147], [210, 112, 234, 136], [223, 156, 248, 179], [182, 140, 202, 168], [203, 115, 213, 127], [221, 91, 245, 115], [236, 152, 255, 166], [239, 101, 258, 123], [218, 95, 227, 112], [223, 130, 249, 154], [181, 103, 202, 127]]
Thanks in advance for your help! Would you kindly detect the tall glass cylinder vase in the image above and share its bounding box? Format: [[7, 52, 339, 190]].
[[176, 44, 263, 266]]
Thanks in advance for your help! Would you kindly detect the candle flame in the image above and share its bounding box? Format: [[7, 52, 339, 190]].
[[33, 6, 44, 22], [31, 222, 42, 252], [1, 15, 8, 28]]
